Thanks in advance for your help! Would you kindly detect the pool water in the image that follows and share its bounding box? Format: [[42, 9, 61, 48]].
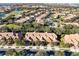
[[0, 50, 74, 56], [64, 51, 72, 56], [0, 51, 6, 56], [47, 51, 55, 56], [25, 50, 37, 56], [0, 13, 5, 18], [15, 8, 23, 14]]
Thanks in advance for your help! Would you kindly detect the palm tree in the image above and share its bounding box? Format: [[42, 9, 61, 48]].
[[35, 41, 40, 46], [40, 41, 48, 46], [49, 42, 54, 47], [0, 37, 7, 46], [7, 36, 14, 46], [15, 38, 26, 46], [59, 37, 66, 48], [55, 51, 64, 56]]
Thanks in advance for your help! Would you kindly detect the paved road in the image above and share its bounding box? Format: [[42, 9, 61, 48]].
[[0, 46, 79, 52]]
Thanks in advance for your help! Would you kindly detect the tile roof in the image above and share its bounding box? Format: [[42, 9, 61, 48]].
[[0, 32, 58, 43], [64, 34, 79, 48], [25, 32, 58, 43]]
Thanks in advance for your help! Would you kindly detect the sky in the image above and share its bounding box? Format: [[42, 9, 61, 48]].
[[0, 0, 79, 3]]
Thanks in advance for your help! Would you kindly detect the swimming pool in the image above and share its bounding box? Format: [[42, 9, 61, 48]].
[[0, 13, 5, 18]]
